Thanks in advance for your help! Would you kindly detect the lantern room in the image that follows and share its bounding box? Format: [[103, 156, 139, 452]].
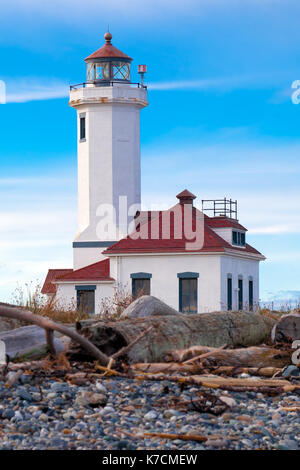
[[84, 31, 132, 84]]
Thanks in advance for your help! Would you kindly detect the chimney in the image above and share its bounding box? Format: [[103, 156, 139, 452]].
[[176, 189, 197, 206]]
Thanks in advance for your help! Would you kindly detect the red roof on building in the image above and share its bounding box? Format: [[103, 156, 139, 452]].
[[85, 32, 132, 61], [41, 269, 73, 294], [103, 202, 263, 257], [55, 258, 114, 283], [206, 216, 247, 232]]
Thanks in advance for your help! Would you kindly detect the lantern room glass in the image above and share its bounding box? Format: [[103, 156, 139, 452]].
[[86, 60, 131, 83]]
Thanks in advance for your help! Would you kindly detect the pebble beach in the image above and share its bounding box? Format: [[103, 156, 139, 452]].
[[0, 374, 299, 451]]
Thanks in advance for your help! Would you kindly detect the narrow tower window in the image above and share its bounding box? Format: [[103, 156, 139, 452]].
[[238, 278, 243, 310], [227, 276, 232, 311], [249, 279, 254, 311], [80, 114, 86, 141]]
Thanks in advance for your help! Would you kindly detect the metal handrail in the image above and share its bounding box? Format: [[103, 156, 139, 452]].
[[70, 81, 147, 91], [201, 198, 238, 220]]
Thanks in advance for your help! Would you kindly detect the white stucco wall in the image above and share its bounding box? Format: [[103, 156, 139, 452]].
[[55, 252, 262, 314], [73, 246, 109, 270], [109, 253, 222, 313], [220, 255, 260, 311], [70, 85, 148, 248], [55, 282, 115, 314], [210, 227, 233, 245]]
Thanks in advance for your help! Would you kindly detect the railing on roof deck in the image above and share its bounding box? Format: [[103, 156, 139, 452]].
[[70, 81, 147, 91], [201, 198, 238, 220]]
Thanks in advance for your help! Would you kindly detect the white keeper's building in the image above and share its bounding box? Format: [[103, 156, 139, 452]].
[[42, 31, 265, 314]]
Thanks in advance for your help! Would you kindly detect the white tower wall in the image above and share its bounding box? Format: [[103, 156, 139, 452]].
[[69, 84, 148, 269]]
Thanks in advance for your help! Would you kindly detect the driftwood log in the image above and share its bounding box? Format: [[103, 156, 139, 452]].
[[0, 303, 110, 366], [271, 313, 300, 343], [166, 345, 291, 368], [70, 312, 275, 363], [133, 373, 299, 393], [131, 363, 283, 377]]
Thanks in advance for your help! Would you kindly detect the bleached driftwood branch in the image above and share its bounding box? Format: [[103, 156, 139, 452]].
[[0, 303, 110, 366]]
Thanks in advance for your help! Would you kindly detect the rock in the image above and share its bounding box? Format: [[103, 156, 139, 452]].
[[144, 410, 158, 420], [164, 409, 179, 419], [0, 339, 6, 364], [205, 439, 228, 448], [74, 391, 107, 408], [241, 439, 253, 448], [95, 382, 107, 394], [121, 295, 179, 319], [237, 415, 253, 423], [271, 313, 300, 343], [50, 382, 69, 392], [278, 439, 299, 450], [0, 325, 65, 359], [17, 389, 32, 402], [6, 371, 18, 382], [271, 413, 281, 422], [122, 405, 135, 412], [282, 365, 300, 377], [2, 409, 15, 420], [100, 406, 115, 416], [219, 396, 237, 408], [14, 411, 24, 422], [39, 414, 49, 422]]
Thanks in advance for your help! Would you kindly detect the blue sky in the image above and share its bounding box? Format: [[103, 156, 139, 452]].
[[0, 0, 300, 306]]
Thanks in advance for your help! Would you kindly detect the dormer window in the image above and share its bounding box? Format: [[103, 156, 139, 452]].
[[232, 230, 246, 247]]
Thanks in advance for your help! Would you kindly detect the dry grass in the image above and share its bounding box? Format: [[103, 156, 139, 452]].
[[9, 281, 138, 324], [97, 284, 140, 321], [10, 281, 89, 324], [259, 305, 300, 322]]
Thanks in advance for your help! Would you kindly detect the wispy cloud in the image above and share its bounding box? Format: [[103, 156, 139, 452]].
[[142, 139, 300, 235], [148, 72, 294, 92], [2, 71, 295, 103], [0, 177, 74, 185], [149, 76, 252, 91], [249, 224, 300, 235], [4, 79, 69, 103]]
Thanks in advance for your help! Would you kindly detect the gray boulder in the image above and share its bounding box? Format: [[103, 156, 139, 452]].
[[0, 325, 65, 359], [121, 295, 179, 319], [271, 313, 300, 343]]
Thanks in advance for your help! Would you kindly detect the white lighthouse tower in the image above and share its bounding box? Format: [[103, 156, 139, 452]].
[[69, 31, 148, 270]]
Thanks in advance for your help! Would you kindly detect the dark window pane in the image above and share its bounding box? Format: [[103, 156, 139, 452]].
[[249, 280, 253, 311], [77, 290, 95, 314], [179, 278, 197, 313], [241, 232, 246, 246], [232, 231, 238, 244], [227, 277, 232, 311], [238, 279, 243, 310], [132, 278, 150, 299], [80, 117, 86, 140]]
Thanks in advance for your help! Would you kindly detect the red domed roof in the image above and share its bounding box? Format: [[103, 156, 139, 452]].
[[85, 31, 132, 61]]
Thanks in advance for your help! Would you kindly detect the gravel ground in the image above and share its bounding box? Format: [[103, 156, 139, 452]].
[[0, 374, 299, 451]]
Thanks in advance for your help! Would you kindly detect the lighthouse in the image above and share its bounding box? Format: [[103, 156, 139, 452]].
[[69, 31, 148, 270]]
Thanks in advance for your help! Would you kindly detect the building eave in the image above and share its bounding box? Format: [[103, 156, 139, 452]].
[[53, 279, 115, 285], [106, 250, 225, 257], [223, 248, 266, 261]]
